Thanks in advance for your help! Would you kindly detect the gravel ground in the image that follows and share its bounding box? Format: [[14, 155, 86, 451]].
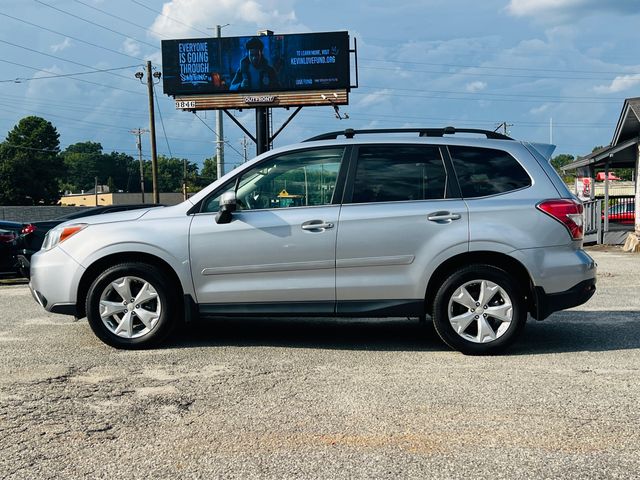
[[1, 246, 639, 479]]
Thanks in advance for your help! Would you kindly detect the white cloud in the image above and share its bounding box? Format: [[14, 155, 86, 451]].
[[357, 89, 391, 108], [150, 0, 301, 38], [506, 0, 639, 23], [594, 74, 640, 94], [122, 38, 142, 57], [50, 38, 71, 53], [530, 104, 550, 115], [465, 81, 487, 93]]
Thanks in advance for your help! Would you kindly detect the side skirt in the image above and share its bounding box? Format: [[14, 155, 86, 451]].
[[198, 300, 424, 318]]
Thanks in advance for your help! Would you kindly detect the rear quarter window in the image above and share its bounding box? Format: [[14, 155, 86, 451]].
[[449, 145, 531, 198]]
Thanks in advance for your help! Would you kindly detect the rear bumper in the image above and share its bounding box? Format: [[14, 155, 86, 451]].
[[532, 278, 596, 320]]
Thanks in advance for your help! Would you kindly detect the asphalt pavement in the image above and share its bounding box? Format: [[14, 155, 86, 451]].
[[1, 246, 639, 479]]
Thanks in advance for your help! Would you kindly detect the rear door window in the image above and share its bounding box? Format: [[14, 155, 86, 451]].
[[351, 145, 449, 203], [448, 146, 531, 198]]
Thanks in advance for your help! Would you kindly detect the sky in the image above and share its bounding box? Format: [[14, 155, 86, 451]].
[[1, 0, 640, 174]]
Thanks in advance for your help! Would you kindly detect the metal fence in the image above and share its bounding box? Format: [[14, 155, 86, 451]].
[[583, 195, 635, 244], [583, 199, 602, 244]]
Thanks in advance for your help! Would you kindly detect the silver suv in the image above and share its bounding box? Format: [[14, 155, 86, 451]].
[[29, 127, 596, 354]]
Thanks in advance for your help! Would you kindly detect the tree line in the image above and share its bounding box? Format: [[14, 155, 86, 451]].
[[0, 116, 219, 205]]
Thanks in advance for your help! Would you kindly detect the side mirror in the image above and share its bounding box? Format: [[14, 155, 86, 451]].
[[215, 191, 237, 224]]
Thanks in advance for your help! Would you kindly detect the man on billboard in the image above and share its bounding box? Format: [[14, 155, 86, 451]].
[[229, 36, 281, 91]]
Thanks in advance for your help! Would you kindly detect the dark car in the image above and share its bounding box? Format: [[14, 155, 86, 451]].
[[17, 204, 165, 277], [0, 220, 24, 276]]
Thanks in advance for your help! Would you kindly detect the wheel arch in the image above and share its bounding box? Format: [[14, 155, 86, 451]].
[[425, 251, 535, 316], [76, 252, 185, 319]]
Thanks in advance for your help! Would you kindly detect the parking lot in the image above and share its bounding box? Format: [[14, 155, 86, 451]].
[[1, 246, 639, 479]]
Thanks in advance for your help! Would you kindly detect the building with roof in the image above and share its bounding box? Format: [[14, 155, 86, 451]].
[[562, 97, 640, 245]]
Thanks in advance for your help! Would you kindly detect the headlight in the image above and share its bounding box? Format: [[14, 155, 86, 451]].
[[41, 223, 88, 251]]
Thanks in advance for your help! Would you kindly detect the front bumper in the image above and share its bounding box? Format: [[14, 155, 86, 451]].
[[28, 247, 85, 316], [532, 278, 596, 320]]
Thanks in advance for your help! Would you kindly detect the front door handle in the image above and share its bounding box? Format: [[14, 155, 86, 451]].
[[427, 211, 461, 222], [301, 220, 334, 231]]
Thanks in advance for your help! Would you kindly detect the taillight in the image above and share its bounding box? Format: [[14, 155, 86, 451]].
[[537, 199, 584, 240], [21, 224, 37, 235]]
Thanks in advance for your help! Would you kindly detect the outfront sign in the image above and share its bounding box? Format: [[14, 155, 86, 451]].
[[173, 90, 349, 110], [161, 31, 350, 97]]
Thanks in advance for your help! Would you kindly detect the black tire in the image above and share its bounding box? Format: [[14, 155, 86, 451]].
[[432, 264, 526, 355], [85, 262, 177, 349]]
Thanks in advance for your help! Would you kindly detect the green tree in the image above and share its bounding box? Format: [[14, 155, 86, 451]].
[[103, 151, 138, 192], [153, 156, 199, 193], [200, 156, 218, 183], [0, 116, 63, 204], [550, 154, 575, 182], [62, 141, 104, 192], [550, 154, 574, 174]]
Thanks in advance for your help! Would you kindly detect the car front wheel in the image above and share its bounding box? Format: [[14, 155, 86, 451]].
[[85, 262, 176, 349], [432, 265, 526, 355]]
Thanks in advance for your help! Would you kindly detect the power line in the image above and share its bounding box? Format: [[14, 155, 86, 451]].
[[360, 57, 640, 76], [0, 89, 173, 118], [354, 86, 620, 105], [192, 112, 245, 159], [1, 142, 60, 153], [0, 140, 217, 160], [0, 11, 145, 62], [129, 0, 211, 36], [0, 83, 618, 128], [0, 58, 145, 95], [0, 38, 135, 82], [70, 0, 172, 39], [359, 64, 625, 82], [34, 0, 160, 51], [357, 85, 624, 103], [0, 65, 140, 84], [0, 101, 133, 132], [152, 83, 173, 158]]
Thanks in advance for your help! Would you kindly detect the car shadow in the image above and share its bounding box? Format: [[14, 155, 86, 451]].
[[172, 316, 441, 352], [168, 310, 640, 355]]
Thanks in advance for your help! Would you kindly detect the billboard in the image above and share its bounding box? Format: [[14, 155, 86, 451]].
[[161, 31, 350, 97]]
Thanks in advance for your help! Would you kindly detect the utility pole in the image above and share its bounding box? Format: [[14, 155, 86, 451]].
[[495, 121, 513, 136], [130, 128, 148, 203], [182, 158, 187, 201], [216, 24, 225, 179], [146, 61, 160, 204], [241, 136, 249, 163]]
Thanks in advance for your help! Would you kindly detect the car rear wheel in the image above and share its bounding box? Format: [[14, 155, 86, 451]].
[[432, 265, 526, 355], [85, 262, 176, 349]]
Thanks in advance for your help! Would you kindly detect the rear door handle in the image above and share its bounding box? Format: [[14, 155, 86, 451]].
[[427, 212, 461, 222], [301, 220, 334, 231]]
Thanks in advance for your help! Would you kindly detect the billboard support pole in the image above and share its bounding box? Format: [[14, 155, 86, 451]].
[[255, 106, 270, 156], [222, 110, 256, 143], [271, 106, 302, 142]]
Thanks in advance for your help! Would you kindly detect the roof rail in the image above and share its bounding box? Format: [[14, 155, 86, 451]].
[[303, 126, 513, 142]]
